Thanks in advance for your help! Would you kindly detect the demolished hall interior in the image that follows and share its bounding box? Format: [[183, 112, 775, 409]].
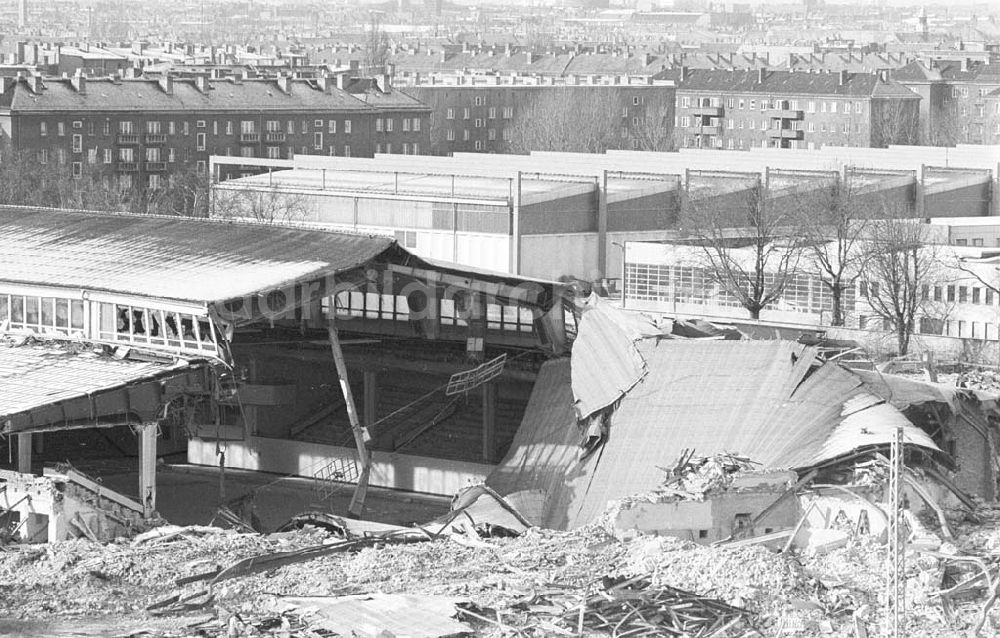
[[1, 206, 998, 548], [0, 207, 568, 541]]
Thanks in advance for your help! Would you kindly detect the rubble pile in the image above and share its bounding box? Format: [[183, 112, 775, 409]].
[[4, 505, 1000, 635], [657, 450, 761, 500]]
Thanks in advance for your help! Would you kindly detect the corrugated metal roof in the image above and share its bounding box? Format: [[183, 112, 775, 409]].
[[571, 298, 658, 420], [490, 338, 942, 530], [0, 338, 195, 426], [0, 208, 395, 304]]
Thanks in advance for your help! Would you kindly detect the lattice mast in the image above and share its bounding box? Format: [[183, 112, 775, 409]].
[[885, 425, 905, 637]]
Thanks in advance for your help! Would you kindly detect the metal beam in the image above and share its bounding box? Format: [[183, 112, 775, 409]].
[[138, 422, 158, 518], [327, 317, 372, 518]]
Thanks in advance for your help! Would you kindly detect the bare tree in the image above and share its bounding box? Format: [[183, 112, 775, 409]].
[[871, 98, 920, 147], [793, 176, 893, 326], [505, 88, 625, 154], [630, 95, 675, 152], [212, 186, 313, 224], [686, 181, 804, 320], [362, 13, 390, 75], [863, 220, 945, 355]]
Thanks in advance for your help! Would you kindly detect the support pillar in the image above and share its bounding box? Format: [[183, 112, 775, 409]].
[[482, 381, 497, 463], [328, 317, 371, 518], [138, 423, 158, 518], [597, 171, 608, 281], [17, 433, 31, 474], [363, 370, 377, 430]]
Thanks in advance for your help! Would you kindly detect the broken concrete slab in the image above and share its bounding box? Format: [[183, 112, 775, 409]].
[[280, 593, 472, 638]]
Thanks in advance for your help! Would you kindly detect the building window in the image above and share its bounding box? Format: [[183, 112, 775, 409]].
[[402, 142, 410, 154], [463, 129, 469, 141], [385, 118, 393, 132], [447, 129, 455, 141], [489, 107, 497, 119], [72, 134, 83, 153], [503, 107, 513, 119], [488, 128, 496, 140], [196, 120, 206, 128], [287, 120, 295, 134], [183, 122, 190, 135], [385, 143, 392, 154], [376, 118, 383, 132], [475, 118, 484, 128], [225, 121, 234, 135], [376, 143, 382, 154], [344, 145, 351, 157], [57, 122, 66, 136], [168, 121, 176, 135], [807, 101, 815, 113], [413, 143, 420, 154], [463, 108, 470, 119], [474, 140, 482, 150], [87, 148, 97, 164], [314, 132, 323, 149], [344, 120, 352, 134], [973, 288, 982, 304], [413, 118, 421, 132], [168, 148, 175, 163], [328, 120, 336, 133], [38, 149, 47, 164], [103, 149, 112, 164], [71, 162, 82, 179], [196, 133, 206, 151], [213, 121, 219, 135], [446, 108, 455, 119], [87, 121, 95, 136], [402, 118, 410, 132], [681, 96, 690, 108], [147, 121, 162, 134], [196, 160, 206, 173], [314, 119, 323, 128], [40, 122, 47, 136], [149, 174, 161, 190], [632, 96, 640, 106], [72, 120, 82, 129], [475, 95, 483, 106]]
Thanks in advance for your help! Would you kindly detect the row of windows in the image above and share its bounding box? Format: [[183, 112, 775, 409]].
[[679, 117, 862, 135], [331, 291, 533, 333], [625, 263, 858, 314], [445, 106, 514, 120], [1, 295, 86, 336], [446, 128, 511, 142], [34, 117, 432, 137], [682, 96, 866, 114], [374, 117, 421, 133], [921, 284, 998, 306]]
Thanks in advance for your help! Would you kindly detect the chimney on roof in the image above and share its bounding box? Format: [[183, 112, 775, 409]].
[[336, 72, 348, 91], [27, 73, 42, 93], [961, 57, 970, 72], [317, 73, 330, 92], [195, 74, 209, 93], [276, 74, 290, 94], [680, 66, 688, 81], [879, 68, 890, 83], [70, 69, 86, 93], [839, 69, 850, 85], [0, 76, 14, 95], [757, 67, 766, 83], [158, 74, 173, 94], [376, 74, 390, 93]]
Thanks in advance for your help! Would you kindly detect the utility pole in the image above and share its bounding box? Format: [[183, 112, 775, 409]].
[[885, 425, 905, 637]]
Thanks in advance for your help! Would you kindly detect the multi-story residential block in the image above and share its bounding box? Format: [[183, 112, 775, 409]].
[[0, 71, 430, 190], [672, 68, 921, 150], [401, 76, 675, 155], [895, 59, 1000, 145]]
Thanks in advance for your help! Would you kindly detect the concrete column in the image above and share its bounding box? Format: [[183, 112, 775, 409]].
[[482, 381, 497, 463], [598, 171, 609, 280], [17, 433, 31, 474], [363, 370, 377, 429], [138, 423, 158, 518]]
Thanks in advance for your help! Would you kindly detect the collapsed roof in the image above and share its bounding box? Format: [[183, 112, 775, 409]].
[[487, 301, 958, 530]]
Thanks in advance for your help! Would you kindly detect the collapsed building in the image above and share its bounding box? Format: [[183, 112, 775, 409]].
[[485, 299, 1000, 541], [0, 207, 569, 541]]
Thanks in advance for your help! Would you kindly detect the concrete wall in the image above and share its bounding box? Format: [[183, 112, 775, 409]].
[[188, 436, 491, 496], [924, 181, 992, 218], [520, 233, 599, 281], [607, 189, 679, 232], [520, 191, 597, 234]]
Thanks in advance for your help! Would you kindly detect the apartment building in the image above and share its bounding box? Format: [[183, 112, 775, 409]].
[[401, 76, 675, 155], [0, 71, 430, 190], [895, 59, 1000, 145], [673, 68, 921, 150]]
